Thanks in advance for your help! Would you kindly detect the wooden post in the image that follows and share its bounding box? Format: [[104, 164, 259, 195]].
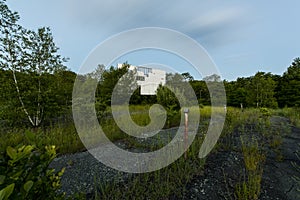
[[184, 108, 189, 159]]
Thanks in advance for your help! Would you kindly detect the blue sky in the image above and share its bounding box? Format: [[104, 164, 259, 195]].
[[6, 0, 300, 81]]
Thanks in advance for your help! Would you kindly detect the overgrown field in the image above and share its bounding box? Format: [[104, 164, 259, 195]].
[[1, 106, 299, 199]]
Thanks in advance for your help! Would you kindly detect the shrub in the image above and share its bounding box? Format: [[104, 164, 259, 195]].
[[0, 142, 65, 200], [259, 107, 271, 118]]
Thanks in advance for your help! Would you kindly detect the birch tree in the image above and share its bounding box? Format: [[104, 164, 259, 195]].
[[21, 27, 67, 126], [0, 1, 30, 124], [0, 1, 67, 127]]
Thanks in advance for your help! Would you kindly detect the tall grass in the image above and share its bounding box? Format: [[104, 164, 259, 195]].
[[273, 107, 300, 127], [93, 136, 206, 199], [234, 111, 267, 200], [0, 123, 84, 154], [1, 105, 297, 199], [218, 108, 269, 200], [0, 105, 199, 154]]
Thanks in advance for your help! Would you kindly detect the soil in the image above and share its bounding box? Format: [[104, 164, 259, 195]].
[[50, 116, 300, 199]]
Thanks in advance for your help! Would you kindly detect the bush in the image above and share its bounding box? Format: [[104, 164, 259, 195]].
[[0, 142, 65, 200], [259, 107, 271, 118]]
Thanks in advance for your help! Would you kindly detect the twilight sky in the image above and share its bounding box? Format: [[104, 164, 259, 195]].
[[6, 0, 300, 80]]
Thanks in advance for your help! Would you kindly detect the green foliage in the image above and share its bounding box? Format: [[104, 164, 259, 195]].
[[278, 58, 300, 107], [0, 183, 14, 200], [0, 143, 65, 199], [156, 85, 186, 128], [241, 137, 265, 172], [0, 69, 76, 127], [0, 1, 68, 127], [181, 72, 194, 81], [273, 107, 300, 128], [96, 63, 136, 107], [259, 107, 271, 118], [235, 136, 265, 200], [203, 74, 226, 106], [190, 80, 210, 105], [157, 72, 196, 110], [223, 59, 300, 109], [156, 73, 192, 128], [0, 123, 83, 155], [235, 171, 263, 200], [245, 72, 278, 108], [156, 85, 180, 111]]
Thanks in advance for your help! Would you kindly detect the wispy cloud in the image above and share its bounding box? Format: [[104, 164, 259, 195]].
[[63, 0, 250, 47]]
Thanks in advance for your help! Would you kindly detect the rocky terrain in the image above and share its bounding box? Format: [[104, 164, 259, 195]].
[[50, 117, 300, 199]]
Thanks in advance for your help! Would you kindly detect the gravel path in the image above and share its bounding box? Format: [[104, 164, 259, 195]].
[[183, 116, 300, 200], [49, 127, 184, 196], [50, 149, 124, 196], [50, 117, 300, 199]]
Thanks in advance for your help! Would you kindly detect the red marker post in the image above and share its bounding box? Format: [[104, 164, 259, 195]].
[[184, 108, 189, 160]]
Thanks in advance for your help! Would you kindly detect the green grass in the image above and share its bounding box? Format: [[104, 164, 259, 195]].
[[0, 105, 198, 154], [241, 136, 265, 172], [235, 170, 264, 200], [0, 123, 84, 154], [273, 107, 300, 127], [233, 132, 265, 200]]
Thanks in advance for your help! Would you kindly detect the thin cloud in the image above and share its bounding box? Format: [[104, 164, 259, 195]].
[[63, 0, 250, 48]]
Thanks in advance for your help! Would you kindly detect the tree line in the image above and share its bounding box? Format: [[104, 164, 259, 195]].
[[137, 59, 300, 109], [1, 57, 299, 128]]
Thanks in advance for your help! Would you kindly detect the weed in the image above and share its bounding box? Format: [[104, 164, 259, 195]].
[[241, 137, 265, 172], [0, 123, 84, 155], [235, 169, 263, 200], [93, 135, 206, 199], [274, 107, 300, 128], [270, 136, 283, 149], [235, 136, 265, 200]]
